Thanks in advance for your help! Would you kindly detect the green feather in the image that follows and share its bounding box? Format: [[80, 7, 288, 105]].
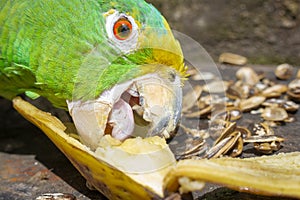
[[0, 0, 180, 109], [0, 63, 37, 99]]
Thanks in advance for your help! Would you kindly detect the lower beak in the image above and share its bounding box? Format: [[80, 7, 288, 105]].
[[67, 72, 182, 150]]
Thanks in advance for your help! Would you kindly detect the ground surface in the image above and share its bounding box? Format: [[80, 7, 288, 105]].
[[1, 64, 300, 200]]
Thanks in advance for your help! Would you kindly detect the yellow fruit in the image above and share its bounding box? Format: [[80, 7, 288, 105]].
[[164, 152, 300, 198], [13, 97, 172, 200]]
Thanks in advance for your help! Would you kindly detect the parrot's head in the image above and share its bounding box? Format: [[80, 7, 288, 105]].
[[61, 0, 187, 149]]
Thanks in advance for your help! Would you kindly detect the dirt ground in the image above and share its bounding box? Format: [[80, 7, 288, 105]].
[[148, 0, 300, 65], [1, 64, 300, 200]]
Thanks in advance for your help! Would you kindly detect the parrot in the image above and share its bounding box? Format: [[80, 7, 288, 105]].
[[0, 0, 187, 150]]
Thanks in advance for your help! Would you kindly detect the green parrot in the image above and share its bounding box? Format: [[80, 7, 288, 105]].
[[0, 0, 187, 149]]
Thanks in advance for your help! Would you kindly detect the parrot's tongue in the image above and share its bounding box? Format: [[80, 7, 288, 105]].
[[67, 73, 182, 150]]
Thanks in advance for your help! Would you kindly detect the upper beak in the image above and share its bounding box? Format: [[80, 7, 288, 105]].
[[67, 71, 183, 150], [134, 72, 182, 139]]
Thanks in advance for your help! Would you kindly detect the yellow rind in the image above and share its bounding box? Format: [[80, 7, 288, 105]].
[[164, 152, 300, 198], [12, 97, 162, 200]]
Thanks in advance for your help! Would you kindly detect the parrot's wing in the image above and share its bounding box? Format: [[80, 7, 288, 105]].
[[0, 60, 39, 100]]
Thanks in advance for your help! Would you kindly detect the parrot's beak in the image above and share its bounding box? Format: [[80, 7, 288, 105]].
[[67, 70, 182, 150]]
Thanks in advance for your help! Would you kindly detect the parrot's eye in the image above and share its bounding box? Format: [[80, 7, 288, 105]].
[[105, 10, 139, 53], [113, 17, 132, 40]]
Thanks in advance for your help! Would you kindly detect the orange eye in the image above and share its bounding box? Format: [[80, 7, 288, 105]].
[[113, 17, 133, 40]]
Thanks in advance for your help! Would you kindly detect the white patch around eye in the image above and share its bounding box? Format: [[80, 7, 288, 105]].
[[104, 10, 139, 53]]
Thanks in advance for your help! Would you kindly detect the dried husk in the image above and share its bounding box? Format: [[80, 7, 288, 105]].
[[236, 126, 252, 139], [261, 107, 289, 121], [226, 107, 242, 121], [288, 79, 300, 101], [275, 63, 294, 80], [182, 85, 202, 113], [184, 105, 212, 118], [202, 80, 229, 93], [251, 122, 274, 136], [239, 96, 266, 112], [261, 84, 288, 98], [219, 52, 247, 65], [236, 67, 260, 86]]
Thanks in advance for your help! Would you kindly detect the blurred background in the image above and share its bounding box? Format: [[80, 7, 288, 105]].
[[148, 0, 300, 65]]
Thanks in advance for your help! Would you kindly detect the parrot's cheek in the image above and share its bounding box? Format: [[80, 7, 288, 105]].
[[67, 73, 182, 150]]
